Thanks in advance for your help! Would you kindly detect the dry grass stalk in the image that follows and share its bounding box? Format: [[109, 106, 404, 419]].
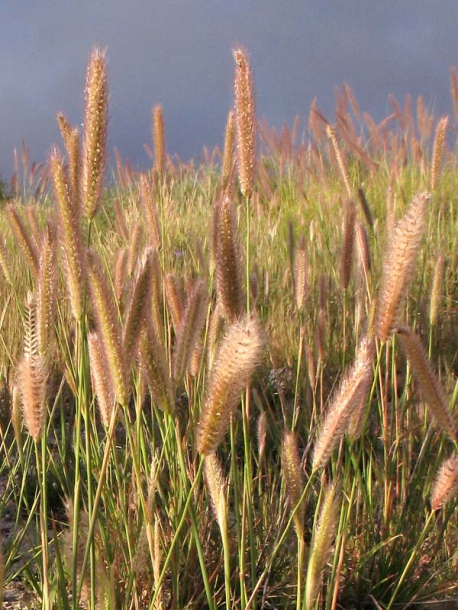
[[341, 200, 356, 290], [82, 47, 108, 220], [222, 109, 236, 191], [233, 47, 256, 199], [88, 251, 128, 407], [326, 125, 352, 198], [430, 255, 444, 327], [173, 279, 208, 383], [50, 148, 86, 322], [431, 454, 458, 510], [122, 250, 153, 365], [305, 484, 339, 609], [396, 327, 456, 441], [313, 334, 375, 470], [282, 430, 305, 538], [139, 319, 174, 415], [139, 174, 162, 251], [153, 104, 166, 175], [375, 192, 429, 342], [88, 331, 116, 427], [215, 197, 245, 321], [294, 235, 307, 311], [18, 294, 49, 440], [204, 453, 228, 531], [431, 116, 448, 191], [197, 315, 264, 455], [6, 205, 39, 276]]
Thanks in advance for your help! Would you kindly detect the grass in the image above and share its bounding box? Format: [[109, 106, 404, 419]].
[[1, 47, 458, 609]]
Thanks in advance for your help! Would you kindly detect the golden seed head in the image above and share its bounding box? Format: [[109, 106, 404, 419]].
[[282, 430, 305, 538], [153, 104, 166, 175], [313, 334, 375, 470], [83, 47, 108, 220], [431, 454, 458, 510], [233, 47, 256, 199], [197, 315, 264, 455], [375, 192, 429, 342], [396, 327, 456, 441], [215, 197, 245, 321]]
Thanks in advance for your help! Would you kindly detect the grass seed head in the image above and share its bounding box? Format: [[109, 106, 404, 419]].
[[197, 314, 264, 455], [282, 429, 305, 538], [233, 47, 256, 199], [313, 334, 375, 470], [215, 197, 245, 322], [375, 192, 429, 342], [83, 47, 108, 220], [431, 454, 458, 510]]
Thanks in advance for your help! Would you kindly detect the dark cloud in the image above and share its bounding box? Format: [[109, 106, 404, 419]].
[[1, 1, 458, 179]]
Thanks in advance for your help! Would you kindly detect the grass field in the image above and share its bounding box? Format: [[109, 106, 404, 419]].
[[1, 47, 458, 609]]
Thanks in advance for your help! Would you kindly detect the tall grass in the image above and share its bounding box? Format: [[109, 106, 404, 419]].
[[0, 47, 458, 610]]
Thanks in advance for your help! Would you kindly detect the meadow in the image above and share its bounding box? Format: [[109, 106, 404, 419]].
[[1, 47, 458, 609]]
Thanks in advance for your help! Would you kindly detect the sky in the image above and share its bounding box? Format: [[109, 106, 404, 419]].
[[1, 1, 458, 180]]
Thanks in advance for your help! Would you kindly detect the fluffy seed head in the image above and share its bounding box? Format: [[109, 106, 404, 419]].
[[305, 484, 340, 609], [139, 174, 162, 251], [152, 104, 166, 175], [88, 251, 128, 407], [233, 47, 256, 198], [197, 315, 264, 455], [50, 148, 86, 321], [204, 453, 227, 531], [313, 334, 375, 470], [431, 454, 458, 510], [222, 109, 236, 192], [396, 327, 456, 441], [215, 197, 245, 321], [139, 318, 174, 415], [375, 192, 429, 341], [173, 279, 208, 383], [282, 430, 305, 538], [6, 205, 39, 277], [294, 235, 307, 311], [122, 250, 154, 365], [88, 332, 116, 428], [431, 116, 448, 191], [341, 200, 356, 290], [82, 47, 108, 220], [430, 255, 444, 327], [18, 294, 49, 440]]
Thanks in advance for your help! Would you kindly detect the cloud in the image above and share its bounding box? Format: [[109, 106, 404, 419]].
[[0, 0, 457, 179]]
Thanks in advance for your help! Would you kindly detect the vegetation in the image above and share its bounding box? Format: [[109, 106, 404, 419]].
[[1, 47, 458, 609]]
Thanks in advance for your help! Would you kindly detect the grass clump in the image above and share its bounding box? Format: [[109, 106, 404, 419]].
[[1, 46, 458, 610]]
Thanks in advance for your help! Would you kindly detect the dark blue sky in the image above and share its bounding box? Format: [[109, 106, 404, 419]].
[[1, 1, 458, 178]]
